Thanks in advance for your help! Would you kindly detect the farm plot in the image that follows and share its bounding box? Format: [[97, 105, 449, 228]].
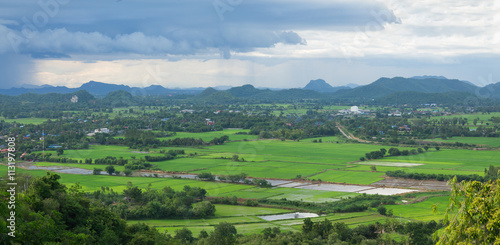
[[190, 161, 335, 179], [203, 140, 391, 165], [32, 162, 126, 172], [154, 158, 231, 172], [46, 145, 165, 161], [375, 149, 499, 171], [158, 129, 259, 142], [309, 170, 385, 185], [0, 117, 48, 125], [348, 165, 484, 176], [383, 195, 449, 221]]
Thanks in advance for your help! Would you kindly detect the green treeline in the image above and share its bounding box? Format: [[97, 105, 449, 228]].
[[386, 165, 499, 182], [345, 116, 499, 141]]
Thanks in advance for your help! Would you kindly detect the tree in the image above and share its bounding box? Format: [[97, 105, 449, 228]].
[[302, 218, 314, 233], [93, 168, 103, 175], [388, 147, 401, 156], [123, 169, 133, 177], [198, 230, 209, 239], [231, 154, 239, 162], [370, 165, 377, 171], [192, 201, 216, 217], [196, 172, 215, 181], [209, 222, 237, 245], [315, 218, 333, 239], [174, 227, 194, 243], [123, 186, 142, 203], [436, 177, 500, 244], [105, 165, 115, 175], [377, 206, 387, 216], [435, 146, 440, 151], [56, 148, 64, 156], [380, 148, 387, 155]]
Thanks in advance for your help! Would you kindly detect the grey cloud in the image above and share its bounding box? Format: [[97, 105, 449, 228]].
[[0, 0, 398, 57]]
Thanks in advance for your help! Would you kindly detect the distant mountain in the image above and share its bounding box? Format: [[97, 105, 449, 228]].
[[410, 75, 448, 80], [227, 84, 268, 97], [303, 79, 352, 93], [102, 90, 137, 106], [335, 77, 478, 100], [0, 81, 204, 97], [193, 84, 323, 104], [196, 87, 218, 98], [80, 81, 132, 96], [1, 77, 497, 105], [345, 83, 360, 88], [411, 76, 476, 86], [375, 91, 482, 105], [0, 90, 95, 105], [479, 82, 500, 100], [0, 85, 75, 96]]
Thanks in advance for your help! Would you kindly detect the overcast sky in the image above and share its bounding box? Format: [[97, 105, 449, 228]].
[[0, 0, 499, 89]]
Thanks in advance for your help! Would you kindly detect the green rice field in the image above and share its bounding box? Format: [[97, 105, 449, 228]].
[[28, 139, 499, 185], [0, 117, 49, 125], [4, 128, 495, 237], [158, 129, 259, 142]]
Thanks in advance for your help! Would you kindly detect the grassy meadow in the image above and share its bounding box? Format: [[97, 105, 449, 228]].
[[29, 138, 499, 185], [0, 117, 49, 125], [158, 129, 259, 142]]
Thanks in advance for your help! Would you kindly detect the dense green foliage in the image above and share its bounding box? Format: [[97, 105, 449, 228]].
[[0, 173, 172, 244], [437, 177, 500, 244], [91, 184, 215, 220], [386, 170, 496, 182]]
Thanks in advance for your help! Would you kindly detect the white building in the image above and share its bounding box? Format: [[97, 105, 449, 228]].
[[93, 128, 110, 134]]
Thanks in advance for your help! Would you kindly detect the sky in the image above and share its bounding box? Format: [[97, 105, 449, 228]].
[[0, 0, 499, 89]]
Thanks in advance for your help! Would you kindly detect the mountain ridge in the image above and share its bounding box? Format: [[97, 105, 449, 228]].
[[303, 79, 351, 93], [1, 77, 498, 104]]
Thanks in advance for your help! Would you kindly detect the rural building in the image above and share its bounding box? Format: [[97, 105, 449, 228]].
[[92, 128, 110, 134]]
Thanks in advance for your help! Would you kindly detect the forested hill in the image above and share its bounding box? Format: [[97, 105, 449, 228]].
[[0, 81, 203, 97], [334, 77, 479, 100], [1, 77, 499, 105], [302, 79, 351, 93], [195, 85, 324, 103], [194, 78, 495, 104], [373, 91, 489, 106], [0, 90, 95, 105]]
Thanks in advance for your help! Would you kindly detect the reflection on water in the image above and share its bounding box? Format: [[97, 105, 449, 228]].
[[258, 212, 319, 221]]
